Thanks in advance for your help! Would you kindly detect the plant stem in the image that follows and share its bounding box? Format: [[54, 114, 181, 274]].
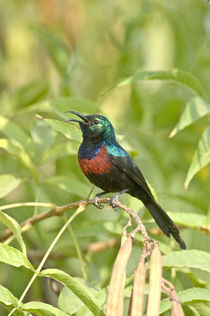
[[8, 205, 85, 316], [64, 216, 87, 280], [0, 202, 54, 212]]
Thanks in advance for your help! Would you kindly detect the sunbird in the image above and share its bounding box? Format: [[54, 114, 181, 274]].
[[67, 111, 186, 249]]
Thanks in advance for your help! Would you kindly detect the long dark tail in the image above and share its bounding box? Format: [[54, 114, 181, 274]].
[[145, 199, 186, 249]]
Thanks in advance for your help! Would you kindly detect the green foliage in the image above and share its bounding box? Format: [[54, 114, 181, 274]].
[[104, 69, 206, 97], [0, 0, 209, 315], [0, 285, 18, 309], [162, 250, 210, 273], [160, 288, 210, 314], [185, 127, 210, 188], [0, 211, 26, 255], [40, 269, 105, 316], [0, 244, 33, 270], [0, 175, 21, 199]]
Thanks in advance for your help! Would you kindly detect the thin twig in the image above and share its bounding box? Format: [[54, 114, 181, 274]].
[[161, 277, 183, 316], [0, 198, 151, 248], [116, 200, 153, 250]]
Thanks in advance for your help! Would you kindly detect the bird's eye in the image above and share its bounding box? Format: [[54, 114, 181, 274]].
[[94, 119, 99, 125]]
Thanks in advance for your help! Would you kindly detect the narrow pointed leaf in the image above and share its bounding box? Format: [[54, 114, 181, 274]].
[[40, 142, 77, 164], [14, 79, 49, 109], [103, 69, 205, 97], [0, 139, 39, 181], [58, 286, 88, 315], [167, 212, 209, 230], [44, 119, 81, 141], [23, 301, 68, 316], [169, 96, 210, 137], [185, 126, 210, 188], [0, 115, 36, 156], [50, 97, 99, 119], [0, 174, 21, 198], [43, 175, 90, 197], [0, 211, 26, 255], [0, 244, 33, 270], [31, 119, 56, 159], [0, 284, 18, 307], [162, 250, 210, 273], [160, 288, 210, 314], [58, 282, 99, 315], [32, 26, 71, 75], [39, 268, 105, 316]]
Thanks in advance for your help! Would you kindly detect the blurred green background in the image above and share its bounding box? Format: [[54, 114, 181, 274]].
[[0, 0, 209, 315]]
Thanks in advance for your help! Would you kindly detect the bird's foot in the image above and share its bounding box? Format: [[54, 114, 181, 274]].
[[93, 195, 104, 209], [109, 189, 129, 210], [109, 195, 119, 209]]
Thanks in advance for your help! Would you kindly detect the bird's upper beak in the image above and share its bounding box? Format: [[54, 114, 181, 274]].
[[64, 111, 90, 125]]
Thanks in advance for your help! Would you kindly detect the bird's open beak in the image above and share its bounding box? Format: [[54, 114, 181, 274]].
[[64, 111, 90, 125]]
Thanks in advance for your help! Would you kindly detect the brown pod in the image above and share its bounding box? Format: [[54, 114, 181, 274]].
[[106, 235, 133, 316], [146, 242, 162, 316], [128, 246, 147, 316]]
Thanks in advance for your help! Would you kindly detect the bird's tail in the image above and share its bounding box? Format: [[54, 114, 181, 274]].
[[145, 199, 186, 249]]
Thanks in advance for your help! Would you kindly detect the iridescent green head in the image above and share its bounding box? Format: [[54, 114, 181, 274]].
[[66, 111, 116, 142]]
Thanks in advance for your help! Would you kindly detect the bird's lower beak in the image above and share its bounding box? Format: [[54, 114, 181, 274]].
[[64, 111, 90, 125]]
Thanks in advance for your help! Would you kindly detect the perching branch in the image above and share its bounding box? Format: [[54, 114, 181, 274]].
[[0, 198, 152, 248]]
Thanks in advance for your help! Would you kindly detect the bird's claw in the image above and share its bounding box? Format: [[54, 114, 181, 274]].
[[109, 196, 118, 209], [93, 196, 104, 209]]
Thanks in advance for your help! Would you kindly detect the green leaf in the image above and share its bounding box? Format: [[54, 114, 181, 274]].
[[0, 115, 35, 157], [13, 80, 49, 109], [40, 141, 77, 164], [0, 211, 26, 255], [31, 119, 56, 159], [18, 100, 51, 114], [0, 174, 21, 198], [58, 286, 84, 314], [23, 301, 68, 316], [103, 69, 205, 97], [0, 284, 18, 307], [58, 284, 98, 315], [77, 290, 107, 316], [185, 127, 210, 188], [39, 268, 105, 316], [162, 250, 210, 273], [0, 139, 39, 181], [44, 119, 81, 142], [0, 244, 34, 270], [43, 176, 90, 197], [50, 96, 99, 119], [189, 301, 210, 315], [32, 26, 71, 76], [160, 288, 210, 314], [167, 212, 209, 230], [169, 96, 210, 137]]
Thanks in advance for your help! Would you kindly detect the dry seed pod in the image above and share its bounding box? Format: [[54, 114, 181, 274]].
[[128, 246, 147, 316], [106, 235, 133, 316], [146, 242, 162, 316]]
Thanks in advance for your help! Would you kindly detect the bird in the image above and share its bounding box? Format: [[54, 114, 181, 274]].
[[66, 111, 186, 249]]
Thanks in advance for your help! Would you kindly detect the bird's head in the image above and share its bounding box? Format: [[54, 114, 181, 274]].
[[65, 111, 116, 143]]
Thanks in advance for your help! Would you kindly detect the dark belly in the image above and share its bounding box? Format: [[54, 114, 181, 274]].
[[86, 170, 130, 193]]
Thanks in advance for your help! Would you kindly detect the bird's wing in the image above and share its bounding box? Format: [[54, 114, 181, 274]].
[[110, 154, 153, 196]]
